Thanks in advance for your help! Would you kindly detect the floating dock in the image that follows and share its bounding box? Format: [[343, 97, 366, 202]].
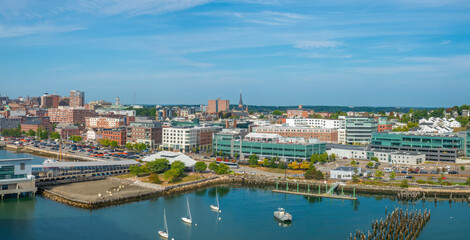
[[272, 189, 357, 200], [272, 181, 357, 200]]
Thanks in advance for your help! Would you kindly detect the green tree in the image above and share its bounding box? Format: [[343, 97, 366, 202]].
[[461, 166, 465, 171], [262, 158, 269, 167], [208, 162, 219, 172], [125, 143, 133, 150], [146, 158, 169, 173], [350, 160, 357, 167], [466, 177, 470, 186], [195, 162, 207, 173], [269, 157, 278, 168], [366, 162, 374, 168], [329, 153, 336, 161], [164, 168, 183, 183], [272, 110, 283, 116], [319, 152, 328, 163], [390, 171, 396, 180], [371, 156, 379, 162], [304, 165, 324, 180], [129, 165, 149, 176], [215, 163, 230, 174], [171, 160, 186, 171], [374, 170, 383, 179], [248, 154, 259, 165], [27, 129, 36, 137], [310, 154, 319, 163], [138, 143, 147, 151], [110, 140, 118, 148], [100, 139, 111, 147], [50, 132, 61, 139], [37, 128, 49, 140]]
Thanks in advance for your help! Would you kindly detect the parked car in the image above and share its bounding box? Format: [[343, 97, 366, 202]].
[[420, 171, 428, 174], [449, 171, 459, 174], [431, 171, 438, 174]]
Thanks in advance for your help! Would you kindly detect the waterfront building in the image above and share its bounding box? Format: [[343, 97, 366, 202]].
[[162, 126, 222, 152], [102, 128, 127, 146], [126, 120, 163, 149], [70, 90, 85, 108], [371, 132, 467, 162], [330, 167, 361, 180], [345, 117, 378, 144], [48, 107, 98, 124], [207, 98, 229, 114], [212, 132, 326, 162], [142, 151, 196, 169], [0, 158, 36, 199], [286, 118, 345, 129], [252, 126, 338, 143], [32, 160, 138, 180]]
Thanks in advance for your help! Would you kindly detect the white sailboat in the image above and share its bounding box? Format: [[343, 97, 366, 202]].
[[181, 197, 192, 224], [210, 190, 220, 212], [158, 209, 169, 239]]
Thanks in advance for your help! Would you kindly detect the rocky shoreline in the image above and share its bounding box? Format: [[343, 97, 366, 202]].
[[38, 174, 470, 209]]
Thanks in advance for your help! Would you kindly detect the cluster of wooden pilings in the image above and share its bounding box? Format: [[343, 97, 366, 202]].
[[397, 191, 421, 201], [348, 208, 431, 240]]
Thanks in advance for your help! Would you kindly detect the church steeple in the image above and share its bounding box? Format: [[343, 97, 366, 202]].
[[238, 90, 243, 108]]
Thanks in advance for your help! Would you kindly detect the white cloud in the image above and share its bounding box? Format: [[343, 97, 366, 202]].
[[294, 40, 343, 49], [441, 40, 451, 45], [0, 24, 85, 38]]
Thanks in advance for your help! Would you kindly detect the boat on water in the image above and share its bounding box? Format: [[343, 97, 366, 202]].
[[182, 197, 192, 224], [210, 190, 220, 212], [158, 209, 169, 239], [274, 208, 292, 222], [43, 158, 58, 164]]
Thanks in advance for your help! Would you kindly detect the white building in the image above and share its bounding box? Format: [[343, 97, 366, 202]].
[[390, 152, 425, 165], [338, 129, 346, 144], [285, 118, 345, 129], [142, 151, 196, 169], [162, 126, 221, 152], [330, 167, 361, 180], [86, 129, 102, 142], [85, 117, 126, 128], [0, 158, 36, 198]]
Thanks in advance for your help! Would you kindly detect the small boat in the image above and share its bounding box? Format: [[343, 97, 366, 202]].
[[210, 190, 220, 212], [182, 197, 192, 224], [158, 209, 169, 239], [43, 158, 58, 164], [274, 208, 292, 222]]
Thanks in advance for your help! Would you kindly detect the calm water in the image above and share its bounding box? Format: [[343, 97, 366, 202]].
[[1, 150, 470, 240]]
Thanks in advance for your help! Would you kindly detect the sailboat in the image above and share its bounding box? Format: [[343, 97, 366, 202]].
[[158, 209, 169, 239], [210, 190, 220, 212], [181, 197, 192, 224]]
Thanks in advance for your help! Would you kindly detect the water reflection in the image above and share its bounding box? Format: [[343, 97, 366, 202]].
[[274, 217, 292, 228]]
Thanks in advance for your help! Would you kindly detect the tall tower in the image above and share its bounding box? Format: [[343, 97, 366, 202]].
[[116, 96, 120, 106], [238, 90, 243, 108], [70, 90, 85, 108]]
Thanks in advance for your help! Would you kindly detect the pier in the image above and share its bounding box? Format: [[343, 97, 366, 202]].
[[272, 181, 358, 200]]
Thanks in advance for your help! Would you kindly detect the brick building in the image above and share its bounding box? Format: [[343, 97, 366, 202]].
[[21, 119, 53, 132], [40, 94, 60, 108], [70, 90, 85, 108], [102, 128, 127, 146], [207, 98, 229, 114], [48, 107, 98, 124], [126, 121, 162, 149], [55, 124, 80, 139]]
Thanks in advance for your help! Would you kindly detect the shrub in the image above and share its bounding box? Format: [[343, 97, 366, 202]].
[[148, 174, 162, 184], [215, 163, 230, 175], [194, 162, 207, 173], [400, 179, 409, 188]]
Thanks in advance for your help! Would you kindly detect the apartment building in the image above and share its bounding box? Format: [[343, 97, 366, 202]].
[[126, 121, 163, 149], [252, 126, 338, 143], [162, 126, 222, 152], [85, 116, 126, 128], [48, 107, 98, 124], [286, 118, 345, 129], [207, 98, 229, 114]]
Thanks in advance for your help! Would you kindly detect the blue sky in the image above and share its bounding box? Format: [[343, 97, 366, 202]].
[[1, 0, 470, 107]]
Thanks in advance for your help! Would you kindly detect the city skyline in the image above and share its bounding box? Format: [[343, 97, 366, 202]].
[[1, 1, 470, 106]]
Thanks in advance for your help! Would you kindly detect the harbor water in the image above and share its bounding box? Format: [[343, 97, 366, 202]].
[[1, 150, 470, 240]]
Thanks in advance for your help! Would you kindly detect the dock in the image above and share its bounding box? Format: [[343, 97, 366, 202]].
[[272, 181, 358, 200], [272, 189, 357, 200]]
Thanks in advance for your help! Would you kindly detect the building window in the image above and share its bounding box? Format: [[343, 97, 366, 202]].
[[20, 163, 25, 170]]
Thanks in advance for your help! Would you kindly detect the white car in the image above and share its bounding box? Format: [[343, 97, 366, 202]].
[[384, 168, 393, 173]]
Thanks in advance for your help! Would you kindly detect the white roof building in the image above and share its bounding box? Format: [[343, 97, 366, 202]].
[[141, 151, 196, 168]]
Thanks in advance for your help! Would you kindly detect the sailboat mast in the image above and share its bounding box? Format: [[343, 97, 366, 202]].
[[164, 209, 168, 233], [187, 198, 192, 220]]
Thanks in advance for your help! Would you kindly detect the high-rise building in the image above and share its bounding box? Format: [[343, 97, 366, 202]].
[[345, 117, 378, 144], [40, 94, 60, 108], [70, 90, 85, 108], [207, 98, 229, 114]]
